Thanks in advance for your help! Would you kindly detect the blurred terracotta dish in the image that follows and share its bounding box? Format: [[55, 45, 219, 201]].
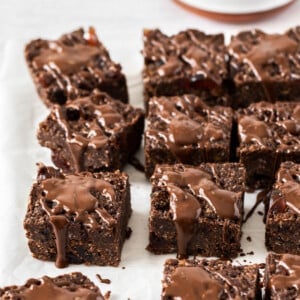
[[173, 0, 296, 22]]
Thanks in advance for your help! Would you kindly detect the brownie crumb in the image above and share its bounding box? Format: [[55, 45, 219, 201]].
[[257, 211, 264, 216], [125, 227, 132, 239], [246, 236, 252, 242], [122, 266, 126, 269], [240, 252, 246, 257], [247, 251, 254, 255], [96, 274, 111, 284]]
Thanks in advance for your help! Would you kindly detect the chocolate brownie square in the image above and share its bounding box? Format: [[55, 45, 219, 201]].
[[147, 163, 245, 259], [0, 272, 106, 299], [265, 161, 300, 254], [25, 27, 128, 107], [24, 164, 131, 267], [237, 101, 300, 189], [162, 258, 261, 300], [142, 29, 229, 110], [228, 28, 300, 108], [37, 92, 144, 173], [144, 95, 233, 178], [265, 252, 300, 300]]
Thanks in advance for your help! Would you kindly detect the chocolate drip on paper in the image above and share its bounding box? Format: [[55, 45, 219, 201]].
[[22, 276, 101, 300], [41, 174, 116, 268], [163, 266, 222, 300]]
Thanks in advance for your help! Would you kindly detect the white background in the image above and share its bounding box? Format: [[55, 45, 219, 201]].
[[0, 1, 300, 299]]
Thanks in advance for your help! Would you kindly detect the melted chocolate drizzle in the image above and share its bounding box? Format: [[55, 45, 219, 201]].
[[41, 174, 116, 268], [144, 29, 226, 85], [22, 276, 101, 300], [148, 97, 227, 161], [55, 97, 122, 172], [238, 115, 272, 145], [163, 266, 222, 300], [154, 165, 240, 258], [269, 164, 300, 215], [271, 254, 300, 291]]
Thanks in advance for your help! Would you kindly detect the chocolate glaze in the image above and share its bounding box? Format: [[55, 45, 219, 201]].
[[22, 276, 101, 300], [41, 174, 116, 268], [230, 30, 299, 82], [167, 184, 201, 259], [34, 43, 101, 75], [238, 115, 272, 145], [147, 96, 228, 161], [269, 163, 300, 215], [271, 254, 300, 291], [163, 266, 222, 300], [238, 102, 300, 151], [245, 35, 298, 81], [154, 165, 240, 258], [54, 96, 123, 172], [143, 29, 227, 85]]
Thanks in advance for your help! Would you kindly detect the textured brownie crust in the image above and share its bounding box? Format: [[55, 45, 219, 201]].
[[266, 161, 300, 254], [148, 163, 245, 259], [229, 28, 300, 108], [265, 253, 300, 300], [25, 27, 128, 107], [142, 29, 229, 109], [37, 92, 144, 173], [24, 164, 131, 267], [162, 258, 261, 300], [145, 94, 233, 178], [237, 101, 300, 189], [0, 272, 105, 299]]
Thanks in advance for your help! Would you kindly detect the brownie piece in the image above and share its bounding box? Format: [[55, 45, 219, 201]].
[[237, 101, 300, 189], [24, 164, 131, 267], [142, 29, 229, 110], [25, 27, 128, 107], [265, 252, 300, 300], [144, 95, 233, 178], [147, 163, 245, 259], [265, 161, 300, 254], [0, 272, 106, 299], [162, 258, 261, 300], [228, 28, 300, 108], [37, 92, 144, 173]]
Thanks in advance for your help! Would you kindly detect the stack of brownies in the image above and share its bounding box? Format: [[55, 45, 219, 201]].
[[2, 25, 300, 299]]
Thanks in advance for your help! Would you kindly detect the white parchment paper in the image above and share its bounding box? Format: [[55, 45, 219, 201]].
[[0, 40, 267, 299]]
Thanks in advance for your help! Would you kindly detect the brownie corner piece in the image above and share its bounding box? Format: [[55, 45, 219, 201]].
[[265, 252, 300, 300], [24, 164, 131, 267], [228, 28, 300, 108], [237, 101, 300, 189], [0, 272, 106, 299], [142, 29, 229, 109], [144, 94, 233, 178], [24, 27, 128, 106], [147, 163, 245, 259], [37, 92, 144, 173], [265, 161, 300, 254], [162, 258, 261, 300]]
